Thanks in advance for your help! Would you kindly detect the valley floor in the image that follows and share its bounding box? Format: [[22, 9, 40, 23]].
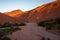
[[7, 23, 60, 40]]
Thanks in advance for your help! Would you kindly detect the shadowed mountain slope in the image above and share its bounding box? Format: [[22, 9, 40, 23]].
[[0, 13, 18, 24]]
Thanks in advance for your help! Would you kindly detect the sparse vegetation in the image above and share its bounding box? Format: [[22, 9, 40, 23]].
[[0, 22, 26, 40], [37, 18, 60, 35], [1, 37, 11, 40], [13, 23, 26, 26], [19, 23, 26, 26], [0, 26, 21, 40], [0, 22, 26, 28], [37, 18, 60, 30]]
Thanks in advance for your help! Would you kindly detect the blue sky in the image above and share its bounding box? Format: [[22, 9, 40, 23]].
[[0, 0, 55, 12]]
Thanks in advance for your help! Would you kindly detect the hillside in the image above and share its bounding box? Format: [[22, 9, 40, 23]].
[[5, 9, 23, 18], [16, 1, 60, 22], [0, 13, 18, 24], [4, 0, 60, 23]]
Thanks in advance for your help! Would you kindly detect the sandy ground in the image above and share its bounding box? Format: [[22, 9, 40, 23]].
[[7, 23, 60, 40]]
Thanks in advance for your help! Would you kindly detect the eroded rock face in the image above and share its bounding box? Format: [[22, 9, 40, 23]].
[[56, 0, 60, 3], [56, 0, 60, 1]]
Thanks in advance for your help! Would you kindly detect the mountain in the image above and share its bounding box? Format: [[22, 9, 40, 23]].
[[0, 13, 18, 24], [5, 9, 23, 18], [4, 0, 60, 23], [56, 0, 60, 2], [4, 9, 27, 22], [15, 1, 60, 22]]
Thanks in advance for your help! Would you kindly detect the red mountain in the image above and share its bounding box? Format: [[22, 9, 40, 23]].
[[0, 13, 18, 24], [15, 1, 60, 22], [5, 9, 23, 18], [4, 0, 60, 22]]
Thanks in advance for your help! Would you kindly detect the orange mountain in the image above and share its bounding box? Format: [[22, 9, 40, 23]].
[[15, 1, 60, 22], [0, 13, 18, 24], [5, 9, 23, 18], [4, 0, 60, 22]]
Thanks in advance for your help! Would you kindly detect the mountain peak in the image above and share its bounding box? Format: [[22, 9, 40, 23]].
[[4, 9, 23, 17], [11, 9, 22, 12]]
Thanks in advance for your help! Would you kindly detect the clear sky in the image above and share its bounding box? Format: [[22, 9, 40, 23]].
[[0, 0, 55, 12]]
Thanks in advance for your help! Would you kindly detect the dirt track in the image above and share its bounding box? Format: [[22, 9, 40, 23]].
[[7, 23, 60, 40]]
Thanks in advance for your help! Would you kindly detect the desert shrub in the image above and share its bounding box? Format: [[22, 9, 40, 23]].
[[0, 24, 2, 28], [0, 28, 12, 35], [0, 29, 11, 40], [37, 18, 60, 30], [1, 22, 12, 28], [47, 38, 50, 40], [41, 37, 45, 40], [0, 22, 22, 40], [55, 18, 60, 24], [37, 21, 45, 27], [0, 27, 21, 40], [12, 23, 26, 26], [13, 23, 19, 26], [56, 25, 60, 30], [2, 37, 11, 40], [19, 23, 26, 26], [0, 22, 26, 28], [14, 27, 21, 31]]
